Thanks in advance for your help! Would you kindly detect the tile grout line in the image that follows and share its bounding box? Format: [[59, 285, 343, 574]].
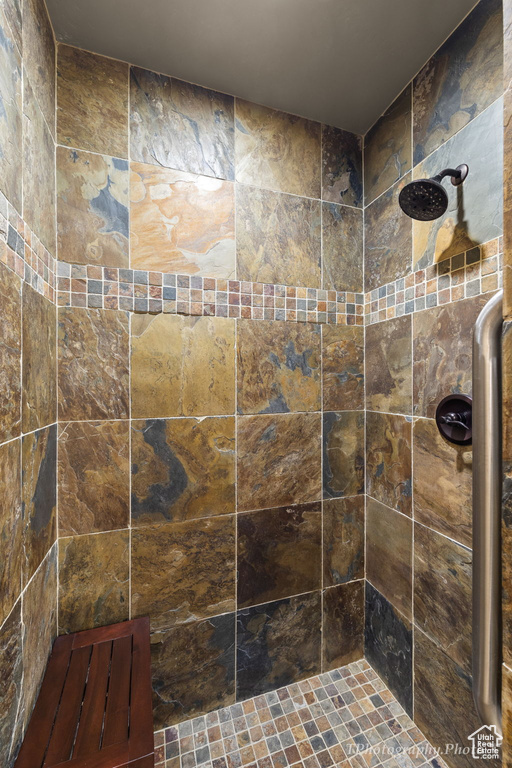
[[128, 54, 132, 624], [319, 125, 324, 675], [365, 491, 471, 551], [233, 101, 238, 700], [54, 25, 60, 636], [410, 77, 415, 721]]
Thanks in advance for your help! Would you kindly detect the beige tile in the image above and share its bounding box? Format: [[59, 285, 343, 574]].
[[237, 413, 321, 511], [130, 162, 235, 277], [235, 99, 321, 198], [366, 498, 412, 620], [57, 44, 128, 157], [131, 314, 235, 419]]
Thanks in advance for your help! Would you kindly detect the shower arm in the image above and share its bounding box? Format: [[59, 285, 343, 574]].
[[472, 289, 503, 737], [431, 167, 466, 185]]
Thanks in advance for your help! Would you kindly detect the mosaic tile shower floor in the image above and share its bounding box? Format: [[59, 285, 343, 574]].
[[153, 659, 448, 768]]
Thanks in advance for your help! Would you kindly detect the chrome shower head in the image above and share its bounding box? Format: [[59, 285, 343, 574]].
[[398, 164, 469, 221]]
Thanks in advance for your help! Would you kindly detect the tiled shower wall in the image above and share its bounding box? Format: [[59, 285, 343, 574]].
[[0, 0, 370, 758], [361, 2, 504, 768], [503, 0, 512, 764], [0, 0, 58, 766], [52, 36, 367, 735], [0, 2, 509, 768]]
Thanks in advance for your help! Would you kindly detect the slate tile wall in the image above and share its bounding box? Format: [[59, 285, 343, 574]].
[[0, 1, 58, 766], [52, 38, 367, 735], [502, 0, 512, 762], [0, 1, 507, 763], [363, 2, 504, 766]]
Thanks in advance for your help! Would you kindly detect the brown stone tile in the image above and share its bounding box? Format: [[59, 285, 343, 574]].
[[413, 0, 502, 164], [23, 0, 55, 134], [365, 583, 413, 716], [504, 323, 512, 464], [236, 592, 321, 699], [22, 425, 56, 584], [413, 294, 492, 418], [0, 440, 22, 627], [322, 325, 364, 412], [130, 162, 235, 277], [321, 125, 362, 207], [4, 0, 21, 53], [57, 45, 128, 157], [0, 262, 21, 442], [22, 285, 56, 433], [236, 185, 321, 288], [364, 85, 411, 206], [413, 417, 472, 548], [237, 502, 321, 608], [22, 547, 57, 725], [57, 146, 129, 267], [505, 0, 512, 320], [237, 320, 320, 415], [365, 315, 412, 415], [323, 411, 364, 499], [414, 524, 471, 674], [364, 175, 412, 292], [131, 417, 235, 526], [235, 100, 320, 198], [23, 77, 55, 254], [366, 498, 412, 620], [58, 530, 129, 634], [151, 614, 235, 729], [0, 4, 22, 210], [412, 99, 502, 271], [322, 581, 364, 671], [366, 412, 412, 516], [131, 314, 235, 419], [414, 630, 479, 768], [505, 458, 512, 669], [0, 600, 24, 767], [58, 307, 129, 421], [130, 67, 234, 180], [237, 413, 321, 511], [322, 203, 363, 293], [58, 420, 130, 536], [131, 515, 235, 631], [323, 496, 364, 587], [504, 664, 512, 768]]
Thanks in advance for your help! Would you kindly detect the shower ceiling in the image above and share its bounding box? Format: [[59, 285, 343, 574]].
[[46, 0, 478, 135]]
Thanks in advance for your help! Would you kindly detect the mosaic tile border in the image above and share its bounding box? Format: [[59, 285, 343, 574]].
[[364, 239, 503, 325], [0, 175, 501, 331], [0, 192, 57, 302], [153, 659, 448, 768], [55, 263, 365, 325]]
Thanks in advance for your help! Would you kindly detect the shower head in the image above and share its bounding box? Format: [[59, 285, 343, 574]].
[[398, 164, 468, 221]]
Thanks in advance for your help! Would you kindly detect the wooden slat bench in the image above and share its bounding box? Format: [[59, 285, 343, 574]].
[[15, 617, 154, 768]]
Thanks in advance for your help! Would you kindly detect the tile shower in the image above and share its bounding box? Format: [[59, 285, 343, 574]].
[[0, 1, 510, 768]]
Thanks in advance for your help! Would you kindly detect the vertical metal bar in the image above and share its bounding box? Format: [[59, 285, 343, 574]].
[[472, 289, 503, 736]]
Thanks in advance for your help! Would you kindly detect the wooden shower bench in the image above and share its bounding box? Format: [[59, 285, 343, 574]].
[[14, 617, 154, 768]]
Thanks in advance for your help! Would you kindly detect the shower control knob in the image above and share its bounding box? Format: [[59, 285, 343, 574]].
[[435, 394, 472, 446]]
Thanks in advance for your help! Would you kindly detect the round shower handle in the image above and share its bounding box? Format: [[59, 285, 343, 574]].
[[435, 393, 472, 446]]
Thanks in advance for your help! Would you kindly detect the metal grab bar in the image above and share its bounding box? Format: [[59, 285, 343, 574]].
[[472, 289, 503, 736]]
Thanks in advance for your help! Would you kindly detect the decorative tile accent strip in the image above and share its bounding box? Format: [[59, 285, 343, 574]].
[[365, 238, 503, 325], [0, 191, 57, 302], [153, 659, 448, 768], [0, 179, 500, 332], [56, 264, 365, 325]]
